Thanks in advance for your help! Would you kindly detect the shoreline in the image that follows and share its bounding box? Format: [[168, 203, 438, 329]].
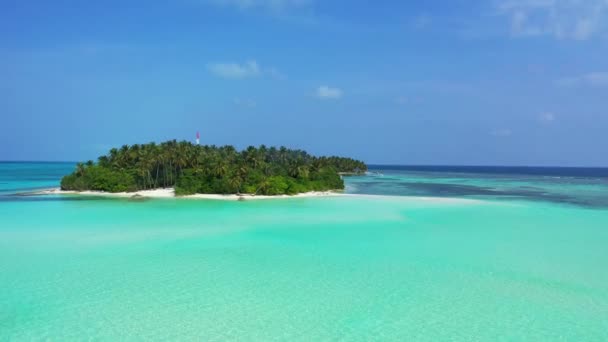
[[35, 188, 343, 200], [29, 188, 484, 205]]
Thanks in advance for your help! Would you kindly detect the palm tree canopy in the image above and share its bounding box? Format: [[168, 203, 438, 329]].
[[61, 141, 367, 195]]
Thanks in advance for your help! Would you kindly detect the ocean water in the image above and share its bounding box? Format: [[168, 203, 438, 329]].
[[1, 163, 608, 340]]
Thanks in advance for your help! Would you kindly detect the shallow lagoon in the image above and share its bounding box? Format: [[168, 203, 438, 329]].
[[1, 163, 608, 340]]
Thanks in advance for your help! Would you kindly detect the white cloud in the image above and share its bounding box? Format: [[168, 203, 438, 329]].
[[205, 0, 312, 12], [207, 60, 260, 79], [316, 86, 343, 99], [207, 60, 284, 79], [491, 129, 513, 137], [539, 112, 556, 124], [556, 71, 608, 87], [497, 0, 608, 40]]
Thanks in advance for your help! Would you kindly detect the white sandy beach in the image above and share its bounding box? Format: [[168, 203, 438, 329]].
[[36, 188, 342, 200], [32, 188, 485, 206]]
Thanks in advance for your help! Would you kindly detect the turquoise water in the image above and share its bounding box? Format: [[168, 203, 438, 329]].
[[1, 163, 608, 340]]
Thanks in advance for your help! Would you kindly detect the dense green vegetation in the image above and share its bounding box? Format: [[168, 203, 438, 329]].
[[61, 141, 367, 196]]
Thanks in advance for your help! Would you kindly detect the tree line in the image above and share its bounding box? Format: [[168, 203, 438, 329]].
[[61, 140, 367, 195]]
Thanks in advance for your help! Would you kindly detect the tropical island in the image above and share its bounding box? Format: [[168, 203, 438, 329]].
[[61, 140, 367, 196]]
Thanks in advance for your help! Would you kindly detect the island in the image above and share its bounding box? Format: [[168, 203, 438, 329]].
[[61, 140, 367, 196]]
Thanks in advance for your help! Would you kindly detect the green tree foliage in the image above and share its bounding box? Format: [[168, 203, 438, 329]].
[[61, 141, 367, 195], [61, 165, 137, 192]]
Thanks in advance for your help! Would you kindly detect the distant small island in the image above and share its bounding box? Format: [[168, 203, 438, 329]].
[[61, 141, 367, 196]]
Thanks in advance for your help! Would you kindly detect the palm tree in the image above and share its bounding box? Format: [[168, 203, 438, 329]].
[[109, 148, 118, 162], [98, 155, 110, 167], [236, 163, 248, 178], [255, 176, 271, 195], [228, 174, 243, 194], [75, 162, 86, 177], [245, 146, 262, 169], [175, 141, 189, 175], [61, 139, 366, 195], [296, 164, 310, 179], [278, 146, 288, 165], [212, 160, 228, 178]]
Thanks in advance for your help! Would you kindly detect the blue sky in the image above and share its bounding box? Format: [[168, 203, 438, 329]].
[[1, 0, 607, 166]]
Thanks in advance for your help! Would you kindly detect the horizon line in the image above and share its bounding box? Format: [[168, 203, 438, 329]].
[[1, 160, 607, 169]]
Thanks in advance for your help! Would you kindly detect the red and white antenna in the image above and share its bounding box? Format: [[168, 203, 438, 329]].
[[196, 131, 200, 145]]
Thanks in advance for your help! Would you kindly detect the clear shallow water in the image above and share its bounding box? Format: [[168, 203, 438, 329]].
[[0, 162, 74, 196], [1, 163, 608, 340], [352, 165, 608, 209]]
